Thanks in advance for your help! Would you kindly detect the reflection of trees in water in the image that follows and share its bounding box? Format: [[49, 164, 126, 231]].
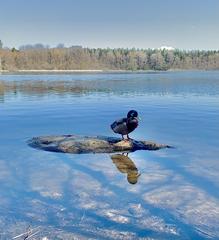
[[0, 82, 4, 102], [0, 80, 89, 96], [0, 80, 123, 97], [2, 76, 218, 100], [111, 153, 141, 184], [2, 76, 209, 98], [0, 94, 4, 103]]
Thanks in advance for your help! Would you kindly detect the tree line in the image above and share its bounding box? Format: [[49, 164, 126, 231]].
[[0, 42, 219, 71]]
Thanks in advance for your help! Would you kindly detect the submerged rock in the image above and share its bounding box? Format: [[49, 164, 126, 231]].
[[28, 135, 171, 154]]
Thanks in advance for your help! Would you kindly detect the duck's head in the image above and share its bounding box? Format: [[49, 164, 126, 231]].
[[127, 110, 138, 119], [127, 172, 141, 184]]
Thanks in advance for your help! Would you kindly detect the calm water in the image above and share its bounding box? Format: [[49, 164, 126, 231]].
[[0, 71, 219, 239]]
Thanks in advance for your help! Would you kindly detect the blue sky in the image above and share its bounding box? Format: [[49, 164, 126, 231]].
[[0, 0, 219, 50]]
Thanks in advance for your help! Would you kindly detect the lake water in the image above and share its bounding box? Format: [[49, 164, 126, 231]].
[[0, 71, 219, 239]]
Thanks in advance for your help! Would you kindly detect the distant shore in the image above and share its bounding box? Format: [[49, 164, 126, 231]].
[[0, 69, 163, 74], [0, 69, 217, 74], [0, 69, 104, 73]]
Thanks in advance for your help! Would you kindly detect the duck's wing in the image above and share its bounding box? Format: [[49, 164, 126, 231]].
[[111, 118, 128, 135]]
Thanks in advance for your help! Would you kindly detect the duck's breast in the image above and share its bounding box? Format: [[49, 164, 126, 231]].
[[127, 118, 138, 133]]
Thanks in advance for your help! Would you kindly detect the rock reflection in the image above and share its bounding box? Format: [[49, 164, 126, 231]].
[[111, 153, 141, 184]]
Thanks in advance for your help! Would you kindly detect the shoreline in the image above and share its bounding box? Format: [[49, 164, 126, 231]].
[[0, 69, 104, 73], [0, 69, 165, 74], [0, 69, 218, 74]]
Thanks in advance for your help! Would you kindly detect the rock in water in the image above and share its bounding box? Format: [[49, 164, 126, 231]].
[[27, 135, 171, 154]]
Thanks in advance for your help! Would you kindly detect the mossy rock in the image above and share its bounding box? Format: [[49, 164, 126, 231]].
[[28, 135, 172, 154]]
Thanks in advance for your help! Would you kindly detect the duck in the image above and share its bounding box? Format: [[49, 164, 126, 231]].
[[111, 110, 139, 140]]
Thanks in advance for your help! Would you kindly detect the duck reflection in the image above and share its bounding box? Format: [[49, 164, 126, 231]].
[[111, 153, 141, 184]]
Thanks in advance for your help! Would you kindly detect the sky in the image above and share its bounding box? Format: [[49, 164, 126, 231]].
[[0, 0, 219, 50]]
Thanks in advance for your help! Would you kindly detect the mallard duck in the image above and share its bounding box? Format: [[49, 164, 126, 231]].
[[111, 110, 139, 140]]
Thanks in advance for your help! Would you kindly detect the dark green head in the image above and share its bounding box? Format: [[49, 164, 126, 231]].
[[127, 110, 138, 119]]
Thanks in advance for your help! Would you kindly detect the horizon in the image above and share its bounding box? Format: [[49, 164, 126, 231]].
[[0, 0, 219, 51]]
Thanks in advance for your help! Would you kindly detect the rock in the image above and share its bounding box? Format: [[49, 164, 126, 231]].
[[27, 135, 172, 154]]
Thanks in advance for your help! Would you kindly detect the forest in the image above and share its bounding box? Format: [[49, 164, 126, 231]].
[[0, 42, 219, 71]]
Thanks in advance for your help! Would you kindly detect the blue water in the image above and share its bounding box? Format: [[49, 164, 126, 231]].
[[0, 71, 219, 239]]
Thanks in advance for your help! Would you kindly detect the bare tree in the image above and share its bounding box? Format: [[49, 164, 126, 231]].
[[0, 45, 219, 71]]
